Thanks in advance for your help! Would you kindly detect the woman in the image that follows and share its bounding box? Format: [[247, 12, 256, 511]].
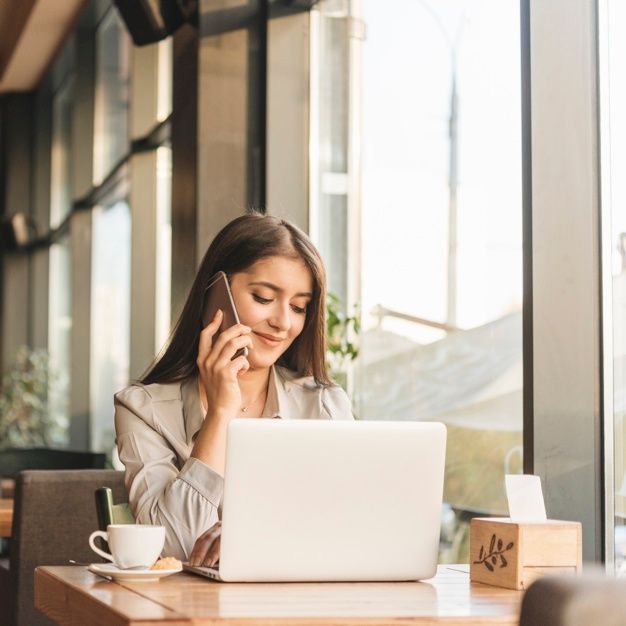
[[114, 213, 353, 566]]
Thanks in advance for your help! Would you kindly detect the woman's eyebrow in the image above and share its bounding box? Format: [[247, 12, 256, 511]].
[[249, 281, 312, 298]]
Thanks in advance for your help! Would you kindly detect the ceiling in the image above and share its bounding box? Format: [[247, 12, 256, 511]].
[[0, 0, 87, 94]]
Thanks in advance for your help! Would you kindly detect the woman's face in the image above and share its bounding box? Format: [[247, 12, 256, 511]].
[[229, 256, 314, 370]]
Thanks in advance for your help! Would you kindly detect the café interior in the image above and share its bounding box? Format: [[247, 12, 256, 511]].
[[0, 0, 625, 624]]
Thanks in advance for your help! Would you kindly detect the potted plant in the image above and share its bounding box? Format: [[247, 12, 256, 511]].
[[0, 346, 66, 449], [326, 293, 360, 391]]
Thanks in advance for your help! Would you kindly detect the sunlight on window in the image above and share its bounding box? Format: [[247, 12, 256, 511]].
[[90, 198, 131, 453], [312, 0, 522, 562]]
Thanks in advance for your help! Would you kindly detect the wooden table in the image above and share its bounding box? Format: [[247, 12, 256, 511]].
[[35, 564, 523, 625], [0, 478, 14, 498], [0, 498, 13, 537]]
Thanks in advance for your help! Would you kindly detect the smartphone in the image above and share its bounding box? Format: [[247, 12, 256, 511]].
[[202, 271, 248, 359]]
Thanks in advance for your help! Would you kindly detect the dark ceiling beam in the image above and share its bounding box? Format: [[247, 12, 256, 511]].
[[0, 0, 38, 80]]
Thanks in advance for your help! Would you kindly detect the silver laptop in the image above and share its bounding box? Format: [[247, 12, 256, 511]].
[[184, 419, 446, 582]]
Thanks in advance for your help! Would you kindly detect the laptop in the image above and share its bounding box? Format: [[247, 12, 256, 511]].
[[184, 418, 446, 582]]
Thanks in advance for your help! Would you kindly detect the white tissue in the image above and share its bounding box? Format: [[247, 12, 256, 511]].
[[505, 474, 547, 522]]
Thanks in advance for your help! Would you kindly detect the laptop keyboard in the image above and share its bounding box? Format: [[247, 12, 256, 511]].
[[197, 563, 219, 571]]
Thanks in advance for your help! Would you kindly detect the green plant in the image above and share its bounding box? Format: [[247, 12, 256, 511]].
[[326, 293, 360, 372], [0, 346, 65, 449]]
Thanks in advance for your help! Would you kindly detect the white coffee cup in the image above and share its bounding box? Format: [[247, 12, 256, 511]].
[[88, 524, 165, 569]]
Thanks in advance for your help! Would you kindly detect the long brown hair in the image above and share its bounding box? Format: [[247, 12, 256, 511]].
[[141, 213, 331, 386]]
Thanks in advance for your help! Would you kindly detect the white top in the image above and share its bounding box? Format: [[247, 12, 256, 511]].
[[114, 365, 353, 560]]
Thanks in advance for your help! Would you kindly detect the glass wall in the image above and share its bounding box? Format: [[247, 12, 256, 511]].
[[4, 0, 622, 561], [90, 193, 131, 452], [157, 38, 173, 123], [93, 8, 131, 185], [48, 76, 75, 445], [310, 1, 351, 308], [90, 5, 132, 453], [48, 236, 72, 446], [2, 1, 175, 456], [50, 77, 74, 229], [311, 0, 523, 562], [155, 145, 173, 350]]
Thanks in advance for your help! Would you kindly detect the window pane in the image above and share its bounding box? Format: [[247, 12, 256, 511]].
[[48, 235, 72, 445], [312, 3, 350, 306], [157, 38, 173, 122], [49, 75, 74, 443], [50, 78, 74, 228], [312, 0, 523, 563], [155, 145, 172, 350], [90, 195, 131, 453], [93, 8, 131, 185]]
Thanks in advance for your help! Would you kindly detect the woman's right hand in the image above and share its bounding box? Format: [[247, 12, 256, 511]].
[[189, 521, 222, 567], [197, 309, 253, 421]]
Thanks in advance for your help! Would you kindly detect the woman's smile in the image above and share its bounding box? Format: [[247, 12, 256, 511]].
[[253, 331, 285, 347]]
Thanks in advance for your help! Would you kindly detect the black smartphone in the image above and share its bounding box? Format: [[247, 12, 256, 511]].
[[202, 271, 249, 359]]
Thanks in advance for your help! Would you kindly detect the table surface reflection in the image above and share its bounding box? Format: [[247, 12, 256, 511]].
[[35, 564, 523, 625]]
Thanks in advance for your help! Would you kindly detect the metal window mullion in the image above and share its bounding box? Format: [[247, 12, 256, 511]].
[[128, 41, 161, 380], [529, 0, 604, 562], [69, 210, 92, 449], [129, 151, 158, 380], [68, 24, 96, 450]]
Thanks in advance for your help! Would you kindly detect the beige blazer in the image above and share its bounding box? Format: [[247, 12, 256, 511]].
[[114, 365, 353, 560]]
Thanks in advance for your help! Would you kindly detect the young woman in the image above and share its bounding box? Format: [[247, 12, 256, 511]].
[[114, 213, 353, 566]]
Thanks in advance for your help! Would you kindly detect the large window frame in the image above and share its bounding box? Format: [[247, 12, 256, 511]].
[[0, 0, 618, 566], [523, 0, 607, 564], [0, 4, 174, 452], [260, 0, 613, 564]]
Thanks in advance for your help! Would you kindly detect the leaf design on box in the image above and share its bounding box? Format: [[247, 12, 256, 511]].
[[473, 534, 515, 572]]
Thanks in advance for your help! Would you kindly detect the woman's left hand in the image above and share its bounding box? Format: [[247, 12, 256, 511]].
[[189, 521, 222, 567]]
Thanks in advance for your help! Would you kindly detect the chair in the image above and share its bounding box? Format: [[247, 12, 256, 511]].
[[519, 574, 626, 626], [0, 469, 126, 626], [95, 486, 135, 529], [0, 448, 106, 479], [0, 449, 106, 561]]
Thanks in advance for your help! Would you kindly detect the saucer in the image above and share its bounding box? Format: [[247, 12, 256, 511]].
[[88, 562, 182, 583]]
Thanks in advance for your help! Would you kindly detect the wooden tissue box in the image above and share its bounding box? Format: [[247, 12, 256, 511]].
[[469, 517, 582, 590]]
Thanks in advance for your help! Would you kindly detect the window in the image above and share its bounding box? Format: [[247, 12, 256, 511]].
[[155, 145, 172, 350], [309, 0, 352, 309], [48, 236, 72, 445], [90, 190, 131, 452], [50, 77, 74, 229], [89, 6, 134, 453], [2, 3, 176, 456], [311, 0, 523, 562], [48, 76, 75, 444], [93, 8, 131, 185], [157, 38, 173, 123]]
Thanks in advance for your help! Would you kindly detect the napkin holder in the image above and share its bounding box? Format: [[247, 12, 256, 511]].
[[469, 517, 582, 590]]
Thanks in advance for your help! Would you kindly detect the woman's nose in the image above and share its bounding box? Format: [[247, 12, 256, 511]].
[[269, 303, 291, 331]]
